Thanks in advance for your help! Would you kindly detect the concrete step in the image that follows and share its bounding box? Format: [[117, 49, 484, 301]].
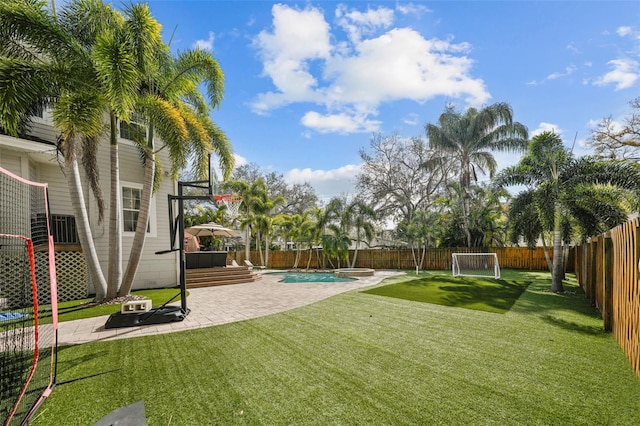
[[186, 266, 262, 288]]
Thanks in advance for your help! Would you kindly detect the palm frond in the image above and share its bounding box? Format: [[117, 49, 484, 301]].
[[168, 48, 225, 108], [92, 31, 139, 119]]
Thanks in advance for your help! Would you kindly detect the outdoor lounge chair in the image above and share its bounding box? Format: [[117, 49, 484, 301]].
[[244, 260, 266, 270]]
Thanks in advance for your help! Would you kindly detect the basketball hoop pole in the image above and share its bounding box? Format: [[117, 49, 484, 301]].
[[159, 154, 217, 316], [168, 181, 210, 314]]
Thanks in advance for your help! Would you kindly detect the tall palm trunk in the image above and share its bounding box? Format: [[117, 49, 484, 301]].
[[350, 230, 360, 268], [119, 130, 155, 296], [462, 164, 472, 248], [551, 203, 565, 292], [306, 247, 313, 270], [410, 242, 419, 271], [107, 112, 121, 299], [540, 232, 553, 272], [257, 231, 264, 266], [293, 246, 301, 268], [244, 226, 251, 261], [463, 194, 472, 247], [65, 151, 108, 301]]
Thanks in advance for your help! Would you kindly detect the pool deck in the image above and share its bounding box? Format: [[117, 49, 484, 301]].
[[57, 270, 403, 346]]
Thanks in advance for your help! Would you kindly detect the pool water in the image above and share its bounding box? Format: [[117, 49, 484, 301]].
[[276, 272, 356, 283]]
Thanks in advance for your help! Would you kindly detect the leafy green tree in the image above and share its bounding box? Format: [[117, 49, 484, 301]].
[[426, 102, 528, 247], [322, 224, 351, 269], [227, 179, 283, 266], [494, 131, 640, 292], [397, 209, 437, 270], [343, 198, 377, 268], [286, 213, 314, 268], [438, 183, 509, 248], [232, 163, 319, 215]]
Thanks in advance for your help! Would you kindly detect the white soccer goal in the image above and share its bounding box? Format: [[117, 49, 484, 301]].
[[452, 253, 501, 279]]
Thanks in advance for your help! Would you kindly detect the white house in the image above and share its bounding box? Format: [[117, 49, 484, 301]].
[[0, 108, 180, 297]]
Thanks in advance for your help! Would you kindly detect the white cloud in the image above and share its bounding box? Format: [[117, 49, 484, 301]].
[[194, 32, 215, 51], [593, 58, 639, 90], [587, 118, 624, 134], [547, 65, 576, 80], [250, 4, 331, 115], [285, 164, 360, 202], [566, 42, 580, 54], [531, 122, 563, 137], [403, 112, 419, 126], [617, 26, 633, 37], [250, 4, 490, 135], [396, 2, 431, 16], [528, 65, 577, 86], [234, 153, 248, 168], [301, 111, 381, 134], [324, 28, 488, 106], [335, 4, 394, 43]]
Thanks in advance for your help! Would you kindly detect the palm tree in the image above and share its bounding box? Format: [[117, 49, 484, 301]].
[[1, 1, 230, 300], [398, 209, 437, 271], [253, 190, 285, 267], [426, 102, 528, 247], [226, 179, 272, 263], [343, 198, 376, 268], [92, 2, 158, 299], [118, 46, 231, 296], [322, 224, 351, 269], [494, 131, 640, 292], [0, 0, 118, 300], [286, 213, 314, 268], [438, 182, 509, 248]]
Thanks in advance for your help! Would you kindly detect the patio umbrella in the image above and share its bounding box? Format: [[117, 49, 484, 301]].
[[185, 222, 240, 238]]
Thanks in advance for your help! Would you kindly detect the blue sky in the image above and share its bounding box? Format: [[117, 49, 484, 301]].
[[144, 1, 640, 202]]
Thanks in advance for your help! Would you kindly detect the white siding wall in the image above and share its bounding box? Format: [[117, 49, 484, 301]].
[[37, 162, 75, 216], [0, 149, 22, 176], [88, 139, 179, 291], [1, 120, 180, 293]]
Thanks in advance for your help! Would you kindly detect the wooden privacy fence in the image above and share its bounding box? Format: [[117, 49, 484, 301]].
[[228, 246, 552, 272], [570, 216, 640, 378]]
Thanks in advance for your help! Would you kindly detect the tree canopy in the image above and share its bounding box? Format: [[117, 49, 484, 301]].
[[495, 131, 640, 292]]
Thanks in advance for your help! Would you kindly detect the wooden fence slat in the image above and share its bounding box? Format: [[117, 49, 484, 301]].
[[573, 217, 640, 377], [227, 246, 554, 271]]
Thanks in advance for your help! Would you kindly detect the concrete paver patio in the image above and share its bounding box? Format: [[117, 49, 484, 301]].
[[57, 270, 402, 346]]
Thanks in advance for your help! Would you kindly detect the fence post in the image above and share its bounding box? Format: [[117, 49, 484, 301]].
[[603, 234, 613, 332], [589, 239, 598, 306]]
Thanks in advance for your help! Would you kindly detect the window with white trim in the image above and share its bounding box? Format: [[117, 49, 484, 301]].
[[119, 112, 147, 141], [122, 183, 156, 236], [30, 103, 50, 124], [32, 104, 44, 118]]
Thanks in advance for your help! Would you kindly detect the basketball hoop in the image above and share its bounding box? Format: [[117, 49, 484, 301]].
[[214, 194, 243, 219]]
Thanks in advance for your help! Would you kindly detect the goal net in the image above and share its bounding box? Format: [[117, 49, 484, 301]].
[[452, 253, 500, 279], [1, 166, 58, 426]]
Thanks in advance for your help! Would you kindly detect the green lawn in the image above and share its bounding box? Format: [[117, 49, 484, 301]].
[[52, 288, 185, 322], [363, 270, 530, 313], [31, 270, 640, 425]]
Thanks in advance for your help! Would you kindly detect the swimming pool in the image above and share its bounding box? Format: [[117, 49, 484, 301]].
[[274, 272, 356, 283]]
